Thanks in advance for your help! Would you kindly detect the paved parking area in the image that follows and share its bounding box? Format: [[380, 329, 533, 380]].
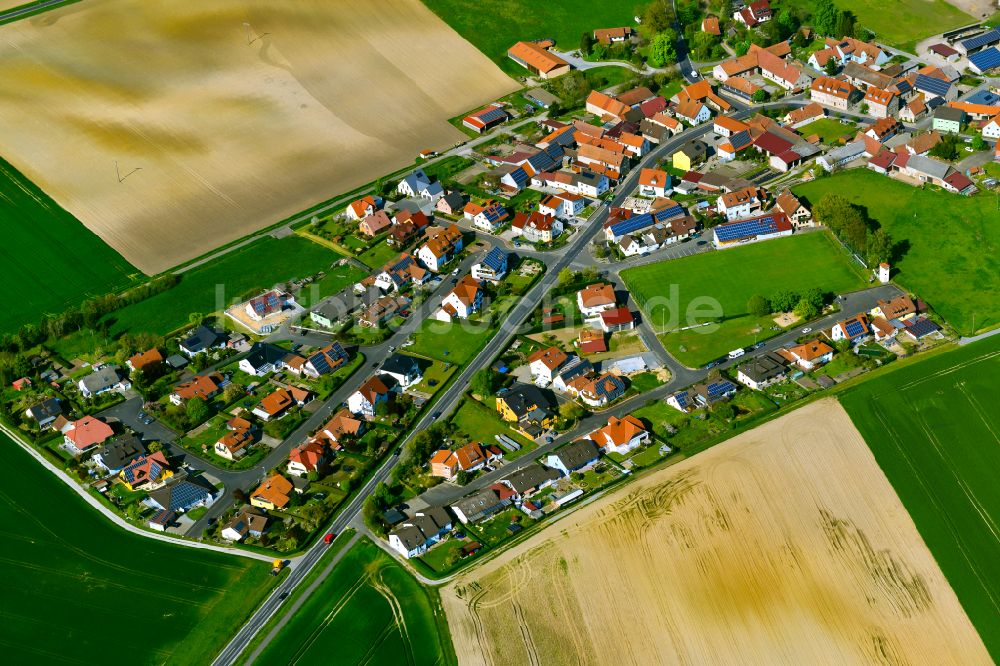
[[98, 395, 177, 443]]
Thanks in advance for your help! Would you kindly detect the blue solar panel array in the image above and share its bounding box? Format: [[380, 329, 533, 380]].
[[965, 89, 1000, 105], [907, 317, 941, 338], [844, 319, 866, 338], [481, 247, 508, 272], [482, 204, 507, 223], [730, 130, 752, 150], [477, 107, 507, 124], [707, 380, 736, 399], [507, 167, 529, 187], [653, 205, 685, 222], [714, 215, 783, 242], [914, 74, 951, 97], [969, 47, 1000, 73], [609, 212, 654, 237], [165, 482, 209, 511], [960, 28, 1000, 52]]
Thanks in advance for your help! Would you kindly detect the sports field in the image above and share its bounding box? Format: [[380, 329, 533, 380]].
[[0, 433, 275, 664], [423, 0, 639, 74], [0, 156, 138, 335], [0, 0, 516, 274], [442, 399, 989, 665], [105, 235, 343, 336], [840, 335, 1000, 661], [621, 232, 867, 367], [251, 538, 455, 665], [794, 169, 999, 336]]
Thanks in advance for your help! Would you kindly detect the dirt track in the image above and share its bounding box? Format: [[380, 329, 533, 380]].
[[441, 399, 990, 666], [0, 0, 517, 273]]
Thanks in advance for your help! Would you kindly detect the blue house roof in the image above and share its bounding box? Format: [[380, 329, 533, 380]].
[[914, 74, 951, 97], [481, 247, 508, 272], [969, 48, 1000, 73]]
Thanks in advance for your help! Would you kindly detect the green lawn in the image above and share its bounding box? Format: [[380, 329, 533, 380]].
[[799, 117, 855, 144], [410, 357, 458, 395], [794, 169, 999, 336], [450, 398, 537, 457], [0, 433, 275, 664], [407, 318, 494, 364], [357, 240, 401, 270], [106, 236, 344, 336], [783, 0, 974, 51], [0, 156, 140, 335], [251, 538, 455, 666], [840, 336, 1000, 661], [582, 65, 636, 92], [423, 0, 638, 74], [308, 265, 367, 305], [621, 232, 867, 367]]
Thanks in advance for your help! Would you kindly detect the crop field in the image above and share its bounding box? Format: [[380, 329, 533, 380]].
[[251, 538, 454, 666], [0, 156, 139, 335], [840, 336, 1000, 660], [0, 0, 516, 274], [423, 0, 639, 74], [0, 433, 275, 664], [794, 169, 999, 336], [441, 399, 988, 665], [621, 232, 866, 366], [105, 235, 342, 336]]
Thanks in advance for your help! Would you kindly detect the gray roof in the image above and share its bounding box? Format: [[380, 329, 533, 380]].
[[390, 506, 452, 549], [440, 191, 465, 210], [166, 354, 189, 368], [502, 385, 552, 419], [381, 353, 420, 376], [148, 478, 213, 512], [243, 342, 288, 370], [96, 434, 146, 470], [80, 366, 124, 393], [737, 352, 789, 383], [503, 464, 561, 494], [933, 106, 964, 122], [906, 154, 951, 180], [824, 140, 866, 162], [525, 88, 559, 106], [452, 488, 510, 522], [552, 439, 600, 471], [181, 325, 224, 353], [26, 397, 62, 423]]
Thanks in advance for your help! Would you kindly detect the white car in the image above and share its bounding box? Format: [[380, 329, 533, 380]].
[[801, 327, 812, 334], [727, 348, 745, 359]]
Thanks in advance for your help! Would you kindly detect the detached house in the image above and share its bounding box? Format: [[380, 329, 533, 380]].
[[388, 507, 453, 559], [471, 247, 509, 283], [588, 415, 650, 455], [119, 451, 172, 492], [429, 442, 499, 481], [538, 192, 585, 219], [734, 0, 771, 27], [345, 195, 380, 221], [287, 441, 328, 478], [831, 314, 871, 343], [784, 340, 834, 370], [251, 474, 294, 511], [215, 418, 256, 461], [179, 325, 226, 356], [380, 353, 423, 389], [126, 348, 163, 375], [545, 439, 600, 476], [528, 347, 570, 386], [638, 168, 672, 197], [511, 211, 563, 244], [736, 352, 789, 390], [810, 77, 855, 111], [496, 385, 556, 437], [359, 210, 393, 237], [310, 410, 364, 450], [347, 375, 397, 418], [170, 373, 222, 405], [577, 283, 617, 318], [416, 224, 463, 272], [397, 168, 443, 201], [577, 373, 627, 407], [252, 386, 311, 421], [775, 190, 812, 228], [63, 416, 114, 454], [436, 275, 483, 320], [465, 200, 509, 233], [78, 366, 130, 398], [864, 87, 898, 119], [717, 187, 765, 220], [239, 342, 288, 377]]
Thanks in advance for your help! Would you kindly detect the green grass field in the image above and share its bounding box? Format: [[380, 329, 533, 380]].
[[840, 336, 1000, 661], [251, 538, 455, 666], [451, 398, 536, 458], [621, 232, 867, 367], [0, 156, 140, 335], [407, 318, 494, 364], [799, 117, 855, 144], [0, 433, 275, 664], [107, 236, 344, 336], [794, 170, 999, 336], [783, 0, 974, 50], [423, 0, 638, 74]]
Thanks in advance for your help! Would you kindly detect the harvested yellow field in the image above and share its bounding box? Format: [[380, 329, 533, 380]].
[[442, 399, 989, 666], [0, 0, 516, 273]]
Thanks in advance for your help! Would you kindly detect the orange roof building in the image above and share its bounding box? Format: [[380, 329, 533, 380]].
[[251, 474, 294, 510], [170, 373, 221, 404], [508, 41, 570, 79], [63, 416, 114, 452], [127, 348, 163, 373], [577, 283, 616, 315], [287, 441, 327, 477], [588, 415, 649, 454]]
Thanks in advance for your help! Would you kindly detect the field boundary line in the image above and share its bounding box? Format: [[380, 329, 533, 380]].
[[0, 420, 273, 562]]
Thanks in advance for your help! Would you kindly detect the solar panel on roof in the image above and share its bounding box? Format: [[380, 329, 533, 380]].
[[653, 205, 685, 222], [907, 318, 941, 337], [845, 320, 865, 337], [168, 483, 207, 511], [610, 212, 655, 237], [477, 107, 507, 123], [309, 352, 331, 375], [969, 47, 1000, 73], [714, 216, 784, 242], [915, 74, 950, 97], [961, 28, 1000, 52]]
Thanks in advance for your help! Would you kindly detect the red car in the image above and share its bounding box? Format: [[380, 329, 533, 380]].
[[323, 533, 335, 545]]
